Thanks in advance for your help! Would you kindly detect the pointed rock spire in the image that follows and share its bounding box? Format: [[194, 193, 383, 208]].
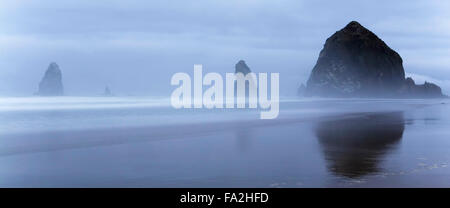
[[235, 60, 251, 75], [38, 62, 64, 96]]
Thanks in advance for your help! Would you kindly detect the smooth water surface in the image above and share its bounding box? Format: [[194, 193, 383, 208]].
[[0, 97, 449, 187]]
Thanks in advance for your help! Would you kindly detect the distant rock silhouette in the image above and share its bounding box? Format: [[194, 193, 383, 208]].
[[38, 62, 64, 96], [235, 60, 252, 75], [234, 60, 256, 98], [305, 21, 444, 98], [103, 86, 112, 96], [400, 77, 443, 98]]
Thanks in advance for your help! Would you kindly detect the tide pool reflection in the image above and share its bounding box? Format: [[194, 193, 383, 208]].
[[316, 112, 405, 178]]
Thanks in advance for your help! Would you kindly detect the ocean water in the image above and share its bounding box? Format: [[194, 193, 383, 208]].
[[0, 96, 449, 187]]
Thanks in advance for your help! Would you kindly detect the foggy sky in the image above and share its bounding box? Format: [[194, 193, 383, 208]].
[[1, 0, 450, 96]]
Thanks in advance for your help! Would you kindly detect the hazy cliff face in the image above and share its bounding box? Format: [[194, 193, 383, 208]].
[[306, 21, 406, 97], [38, 62, 64, 96]]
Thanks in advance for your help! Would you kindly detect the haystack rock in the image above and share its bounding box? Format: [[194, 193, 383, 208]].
[[38, 62, 64, 96], [305, 21, 444, 98]]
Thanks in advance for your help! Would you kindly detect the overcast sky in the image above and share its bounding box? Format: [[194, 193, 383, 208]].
[[1, 0, 450, 96]]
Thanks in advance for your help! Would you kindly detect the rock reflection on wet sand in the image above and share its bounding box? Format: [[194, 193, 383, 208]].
[[316, 112, 405, 178]]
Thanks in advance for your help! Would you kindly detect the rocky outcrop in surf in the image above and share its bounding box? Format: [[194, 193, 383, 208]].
[[235, 60, 252, 75], [234, 60, 256, 98], [38, 62, 64, 96], [304, 21, 444, 98]]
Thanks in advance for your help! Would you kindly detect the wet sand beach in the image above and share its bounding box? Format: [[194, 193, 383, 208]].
[[0, 97, 449, 187]]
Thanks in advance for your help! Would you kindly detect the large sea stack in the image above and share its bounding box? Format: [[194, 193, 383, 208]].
[[305, 21, 444, 98], [38, 62, 64, 96]]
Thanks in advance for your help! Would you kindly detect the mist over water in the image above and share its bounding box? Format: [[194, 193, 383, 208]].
[[0, 97, 449, 187], [2, 1, 450, 96], [2, 0, 450, 188]]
